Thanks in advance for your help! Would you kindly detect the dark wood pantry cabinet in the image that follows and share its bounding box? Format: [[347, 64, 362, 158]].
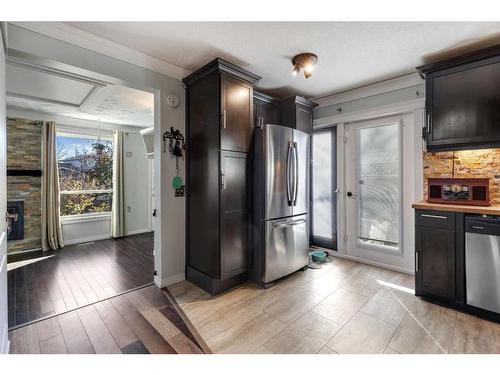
[[183, 58, 260, 295]]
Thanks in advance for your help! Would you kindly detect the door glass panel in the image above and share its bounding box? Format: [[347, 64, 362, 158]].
[[312, 129, 337, 249], [357, 122, 399, 249]]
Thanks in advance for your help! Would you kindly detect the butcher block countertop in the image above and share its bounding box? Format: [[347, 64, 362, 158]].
[[412, 200, 500, 216]]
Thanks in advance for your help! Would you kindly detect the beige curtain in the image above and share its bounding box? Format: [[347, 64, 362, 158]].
[[41, 121, 64, 251], [112, 130, 125, 237]]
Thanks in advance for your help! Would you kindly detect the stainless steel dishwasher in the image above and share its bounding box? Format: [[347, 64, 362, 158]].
[[465, 215, 500, 314]]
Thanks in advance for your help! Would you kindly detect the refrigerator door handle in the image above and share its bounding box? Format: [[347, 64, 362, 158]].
[[292, 142, 298, 206], [272, 218, 308, 229], [286, 141, 293, 205]]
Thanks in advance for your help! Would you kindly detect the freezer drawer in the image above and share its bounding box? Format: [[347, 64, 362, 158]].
[[466, 231, 500, 314], [263, 214, 309, 283]]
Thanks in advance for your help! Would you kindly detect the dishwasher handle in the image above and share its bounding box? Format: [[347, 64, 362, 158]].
[[465, 216, 500, 236]]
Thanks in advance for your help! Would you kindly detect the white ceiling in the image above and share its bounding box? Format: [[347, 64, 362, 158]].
[[66, 22, 500, 98], [6, 63, 154, 127]]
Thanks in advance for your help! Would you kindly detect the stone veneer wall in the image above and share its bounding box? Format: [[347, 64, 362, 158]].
[[423, 148, 500, 204], [7, 118, 43, 252]]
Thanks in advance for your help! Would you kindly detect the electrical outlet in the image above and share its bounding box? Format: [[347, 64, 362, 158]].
[[126, 151, 133, 158]]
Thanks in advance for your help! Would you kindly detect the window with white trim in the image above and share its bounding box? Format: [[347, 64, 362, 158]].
[[56, 131, 113, 216]]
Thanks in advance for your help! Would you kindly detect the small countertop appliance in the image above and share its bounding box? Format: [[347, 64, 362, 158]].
[[427, 178, 490, 206]]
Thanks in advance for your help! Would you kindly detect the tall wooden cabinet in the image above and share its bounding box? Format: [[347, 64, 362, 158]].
[[183, 58, 260, 295]]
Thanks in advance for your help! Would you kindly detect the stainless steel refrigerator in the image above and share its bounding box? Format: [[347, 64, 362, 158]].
[[251, 124, 310, 286]]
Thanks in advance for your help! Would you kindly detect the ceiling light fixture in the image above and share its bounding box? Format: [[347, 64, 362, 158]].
[[291, 53, 318, 79]]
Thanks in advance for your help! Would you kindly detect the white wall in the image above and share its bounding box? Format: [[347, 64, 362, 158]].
[[61, 214, 111, 245], [6, 23, 186, 287]]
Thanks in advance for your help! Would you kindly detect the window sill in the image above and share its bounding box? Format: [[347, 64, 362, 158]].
[[61, 212, 112, 224]]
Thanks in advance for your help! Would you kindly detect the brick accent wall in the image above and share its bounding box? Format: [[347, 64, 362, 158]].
[[7, 118, 43, 252], [423, 149, 500, 204]]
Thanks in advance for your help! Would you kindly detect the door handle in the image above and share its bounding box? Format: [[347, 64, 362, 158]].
[[347, 191, 356, 198], [292, 142, 298, 206], [273, 218, 307, 229], [286, 142, 293, 205]]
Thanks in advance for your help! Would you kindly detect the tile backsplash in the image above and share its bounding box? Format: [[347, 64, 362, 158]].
[[423, 148, 500, 204]]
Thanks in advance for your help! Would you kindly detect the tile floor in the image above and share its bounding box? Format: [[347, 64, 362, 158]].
[[168, 256, 500, 354]]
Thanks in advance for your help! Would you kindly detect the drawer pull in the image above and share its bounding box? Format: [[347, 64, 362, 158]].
[[421, 213, 447, 220], [472, 225, 484, 230]]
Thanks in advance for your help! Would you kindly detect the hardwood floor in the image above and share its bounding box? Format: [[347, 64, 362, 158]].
[[168, 256, 500, 354], [8, 233, 154, 328], [9, 284, 208, 354]]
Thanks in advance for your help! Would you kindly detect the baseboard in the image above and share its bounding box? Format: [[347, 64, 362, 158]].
[[154, 273, 185, 288], [320, 248, 414, 275], [126, 229, 151, 236], [64, 234, 112, 246], [1, 322, 9, 354]]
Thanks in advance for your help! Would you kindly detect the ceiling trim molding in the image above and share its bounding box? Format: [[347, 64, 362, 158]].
[[313, 97, 425, 127], [312, 73, 424, 108], [6, 107, 146, 133], [7, 50, 110, 87], [9, 22, 192, 81], [7, 92, 81, 108]]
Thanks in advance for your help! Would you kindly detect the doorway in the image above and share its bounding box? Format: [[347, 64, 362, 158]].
[[4, 52, 157, 328], [344, 114, 415, 271], [311, 127, 337, 250]]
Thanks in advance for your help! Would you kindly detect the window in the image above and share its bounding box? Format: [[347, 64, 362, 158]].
[[356, 122, 400, 249], [56, 132, 113, 216]]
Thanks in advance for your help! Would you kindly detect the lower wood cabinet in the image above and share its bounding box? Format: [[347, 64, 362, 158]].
[[415, 210, 455, 301]]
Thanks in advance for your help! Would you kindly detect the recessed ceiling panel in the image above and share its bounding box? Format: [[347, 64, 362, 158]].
[[80, 85, 154, 126], [6, 64, 95, 105]]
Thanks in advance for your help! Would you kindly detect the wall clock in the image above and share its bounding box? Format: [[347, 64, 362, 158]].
[[166, 94, 179, 108]]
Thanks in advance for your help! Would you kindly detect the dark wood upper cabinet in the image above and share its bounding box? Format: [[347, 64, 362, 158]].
[[183, 58, 260, 295], [418, 45, 500, 151], [221, 74, 254, 152], [415, 210, 455, 302], [278, 96, 317, 135], [253, 93, 317, 135], [254, 91, 279, 128]]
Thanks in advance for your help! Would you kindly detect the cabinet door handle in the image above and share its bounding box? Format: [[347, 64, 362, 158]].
[[421, 213, 447, 220], [220, 172, 226, 190], [426, 113, 431, 134], [415, 252, 419, 272], [221, 110, 227, 129]]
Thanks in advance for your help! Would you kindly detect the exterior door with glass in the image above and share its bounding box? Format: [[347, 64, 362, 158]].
[[344, 116, 406, 269]]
